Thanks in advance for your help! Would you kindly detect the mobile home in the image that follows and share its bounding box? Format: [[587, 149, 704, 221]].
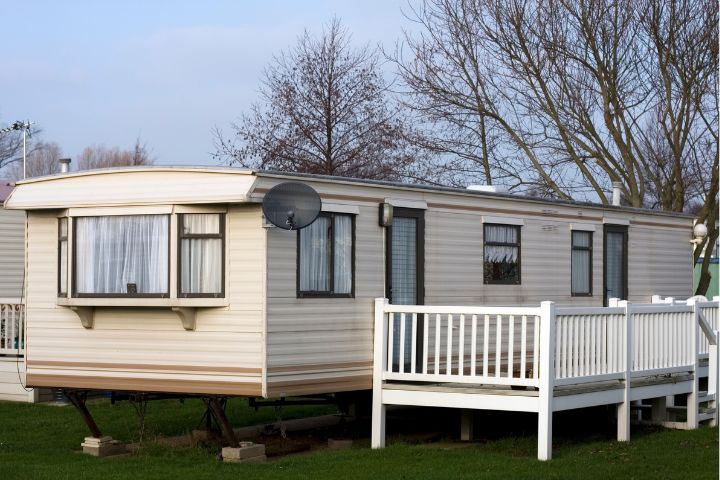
[[0, 179, 47, 402], [2, 167, 694, 401]]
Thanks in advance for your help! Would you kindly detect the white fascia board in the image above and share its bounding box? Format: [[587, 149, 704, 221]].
[[482, 215, 525, 226], [384, 197, 427, 210], [321, 203, 360, 215]]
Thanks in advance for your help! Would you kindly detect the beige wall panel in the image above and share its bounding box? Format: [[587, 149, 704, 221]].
[[0, 357, 34, 402], [23, 206, 266, 394], [6, 169, 256, 209], [627, 225, 692, 301], [261, 176, 692, 395], [0, 209, 24, 299], [265, 203, 383, 379]]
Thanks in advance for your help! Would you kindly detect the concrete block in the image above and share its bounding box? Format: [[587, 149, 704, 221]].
[[81, 436, 127, 457], [222, 443, 266, 463], [328, 438, 353, 450]]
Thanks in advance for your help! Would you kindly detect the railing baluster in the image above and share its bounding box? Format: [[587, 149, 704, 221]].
[[434, 314, 441, 375], [508, 315, 515, 378], [495, 315, 502, 378], [446, 314, 453, 375], [521, 315, 527, 379], [458, 314, 465, 376], [532, 315, 540, 379], [470, 315, 477, 377], [483, 315, 490, 377], [555, 316, 562, 378], [398, 313, 406, 374], [422, 314, 429, 374], [387, 312, 395, 373], [410, 313, 417, 374]]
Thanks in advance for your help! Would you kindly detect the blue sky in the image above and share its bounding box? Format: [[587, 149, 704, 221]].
[[0, 1, 415, 166]]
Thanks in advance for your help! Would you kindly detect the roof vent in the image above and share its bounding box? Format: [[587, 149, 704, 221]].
[[59, 158, 71, 173], [467, 184, 508, 194]]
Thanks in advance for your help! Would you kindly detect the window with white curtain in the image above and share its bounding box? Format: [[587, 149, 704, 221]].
[[179, 213, 224, 297], [571, 231, 592, 296], [483, 224, 521, 284], [58, 218, 68, 296], [298, 213, 354, 296], [74, 215, 169, 296]]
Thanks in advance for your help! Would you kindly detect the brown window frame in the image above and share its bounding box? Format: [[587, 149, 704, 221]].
[[71, 214, 171, 298], [177, 213, 226, 299], [58, 217, 68, 297], [570, 230, 593, 297], [296, 212, 355, 298], [483, 223, 522, 285]]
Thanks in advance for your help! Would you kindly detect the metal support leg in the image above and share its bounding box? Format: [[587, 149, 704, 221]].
[[460, 409, 473, 441], [66, 390, 103, 438], [204, 397, 239, 448]]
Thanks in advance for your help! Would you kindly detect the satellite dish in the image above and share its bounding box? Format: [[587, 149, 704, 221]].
[[262, 182, 322, 230]]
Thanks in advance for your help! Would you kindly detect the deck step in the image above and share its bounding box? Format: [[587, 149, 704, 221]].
[[699, 412, 716, 423], [698, 392, 715, 402]]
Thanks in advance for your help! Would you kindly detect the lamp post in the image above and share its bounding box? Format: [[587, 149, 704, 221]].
[[0, 120, 34, 179]]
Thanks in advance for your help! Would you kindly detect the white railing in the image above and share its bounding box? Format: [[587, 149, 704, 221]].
[[553, 307, 627, 385], [374, 297, 720, 390], [0, 299, 25, 356], [652, 295, 720, 357], [377, 302, 544, 388]]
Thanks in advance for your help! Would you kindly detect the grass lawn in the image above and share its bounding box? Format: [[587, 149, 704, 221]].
[[0, 397, 717, 480]]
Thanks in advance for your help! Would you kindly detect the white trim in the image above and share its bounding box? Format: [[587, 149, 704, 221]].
[[173, 205, 228, 214], [321, 203, 360, 215], [384, 197, 427, 210], [603, 217, 630, 225], [68, 205, 173, 216], [482, 215, 524, 226], [569, 223, 596, 232]]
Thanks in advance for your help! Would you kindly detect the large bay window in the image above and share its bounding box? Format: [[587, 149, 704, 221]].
[[297, 213, 354, 297], [179, 214, 225, 297], [74, 215, 169, 296]]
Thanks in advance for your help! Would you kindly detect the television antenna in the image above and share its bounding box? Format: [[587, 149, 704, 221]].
[[262, 182, 322, 230], [0, 120, 34, 179]]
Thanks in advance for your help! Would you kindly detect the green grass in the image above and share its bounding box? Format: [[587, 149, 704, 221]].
[[0, 398, 717, 480]]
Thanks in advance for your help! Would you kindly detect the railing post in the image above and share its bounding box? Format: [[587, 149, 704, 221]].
[[687, 298, 699, 429], [537, 301, 555, 461], [617, 300, 631, 442], [371, 298, 389, 449], [709, 330, 719, 427]]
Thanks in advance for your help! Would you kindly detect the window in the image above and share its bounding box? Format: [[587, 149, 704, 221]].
[[58, 218, 68, 296], [74, 215, 169, 296], [483, 224, 521, 284], [298, 213, 354, 297], [179, 214, 225, 297], [571, 231, 592, 296]]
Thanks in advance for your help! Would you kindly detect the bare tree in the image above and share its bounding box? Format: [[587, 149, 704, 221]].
[[214, 18, 423, 181], [77, 138, 154, 170], [396, 0, 718, 294], [7, 141, 64, 180]]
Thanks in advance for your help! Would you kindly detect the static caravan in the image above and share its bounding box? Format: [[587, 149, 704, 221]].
[[2, 167, 694, 402], [0, 179, 50, 402]]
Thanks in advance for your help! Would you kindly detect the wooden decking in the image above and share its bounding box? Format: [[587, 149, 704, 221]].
[[371, 297, 720, 460]]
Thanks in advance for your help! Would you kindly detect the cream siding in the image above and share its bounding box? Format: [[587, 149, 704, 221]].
[[24, 206, 266, 396], [0, 208, 24, 299], [259, 176, 692, 396], [5, 169, 256, 209], [264, 200, 382, 396]]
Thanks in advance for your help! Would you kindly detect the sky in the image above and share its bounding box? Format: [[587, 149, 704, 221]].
[[0, 1, 417, 167]]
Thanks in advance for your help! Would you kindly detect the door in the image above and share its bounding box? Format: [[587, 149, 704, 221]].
[[386, 208, 424, 371], [604, 225, 628, 305]]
